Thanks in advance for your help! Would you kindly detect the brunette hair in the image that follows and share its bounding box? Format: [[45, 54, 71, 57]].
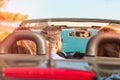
[[40, 25, 62, 46]]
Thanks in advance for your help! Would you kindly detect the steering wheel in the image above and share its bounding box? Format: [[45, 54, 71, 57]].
[[0, 30, 47, 55], [86, 33, 120, 56]]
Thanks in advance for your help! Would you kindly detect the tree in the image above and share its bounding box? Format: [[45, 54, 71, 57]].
[[0, 0, 8, 8], [0, 0, 28, 42], [0, 0, 28, 22]]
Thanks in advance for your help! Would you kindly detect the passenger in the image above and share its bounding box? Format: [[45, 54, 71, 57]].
[[98, 26, 120, 57], [40, 25, 64, 59], [9, 26, 64, 59]]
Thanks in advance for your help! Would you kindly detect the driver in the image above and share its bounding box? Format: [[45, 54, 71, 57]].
[[98, 26, 120, 57], [40, 25, 64, 59]]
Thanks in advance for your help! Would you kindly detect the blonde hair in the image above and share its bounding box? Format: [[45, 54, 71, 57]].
[[98, 26, 120, 33]]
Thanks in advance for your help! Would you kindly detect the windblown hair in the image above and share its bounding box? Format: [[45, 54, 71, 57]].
[[40, 25, 62, 47], [98, 26, 118, 33]]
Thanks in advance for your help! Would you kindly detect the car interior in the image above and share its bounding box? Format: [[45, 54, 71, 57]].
[[85, 32, 120, 76], [0, 18, 120, 79]]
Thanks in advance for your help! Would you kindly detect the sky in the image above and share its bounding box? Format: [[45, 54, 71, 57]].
[[2, 0, 120, 20]]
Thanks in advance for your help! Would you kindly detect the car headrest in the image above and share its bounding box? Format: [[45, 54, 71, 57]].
[[86, 33, 120, 56], [0, 30, 47, 55]]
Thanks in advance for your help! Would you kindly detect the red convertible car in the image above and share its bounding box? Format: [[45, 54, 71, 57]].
[[0, 18, 120, 80]]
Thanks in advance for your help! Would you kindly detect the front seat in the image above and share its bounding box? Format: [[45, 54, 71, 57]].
[[0, 30, 47, 55], [86, 33, 120, 57], [85, 33, 120, 76]]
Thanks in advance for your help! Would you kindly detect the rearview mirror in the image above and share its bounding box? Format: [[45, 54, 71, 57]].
[[69, 29, 91, 37]]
